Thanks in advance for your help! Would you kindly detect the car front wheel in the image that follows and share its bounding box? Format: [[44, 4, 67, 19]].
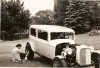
[[53, 57, 67, 67], [25, 42, 34, 60]]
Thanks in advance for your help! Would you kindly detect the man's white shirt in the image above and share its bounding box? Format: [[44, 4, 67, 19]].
[[11, 47, 21, 62]]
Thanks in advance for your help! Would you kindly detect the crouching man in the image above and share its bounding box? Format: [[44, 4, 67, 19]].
[[61, 43, 76, 66], [11, 44, 25, 63], [61, 43, 73, 58]]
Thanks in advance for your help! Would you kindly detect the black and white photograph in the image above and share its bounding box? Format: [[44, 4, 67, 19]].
[[0, 0, 100, 68]]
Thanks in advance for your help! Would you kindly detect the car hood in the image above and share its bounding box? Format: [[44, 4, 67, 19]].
[[49, 39, 75, 46]]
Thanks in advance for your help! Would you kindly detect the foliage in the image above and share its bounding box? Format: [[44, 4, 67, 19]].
[[64, 1, 100, 34], [1, 0, 32, 40], [32, 10, 54, 25], [54, 0, 70, 25]]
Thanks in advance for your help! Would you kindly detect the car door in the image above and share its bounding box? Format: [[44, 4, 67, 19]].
[[36, 30, 50, 57]]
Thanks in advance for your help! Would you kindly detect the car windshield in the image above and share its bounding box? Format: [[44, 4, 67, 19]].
[[51, 32, 74, 40]]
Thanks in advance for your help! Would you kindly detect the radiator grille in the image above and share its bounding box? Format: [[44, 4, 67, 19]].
[[80, 48, 91, 65]]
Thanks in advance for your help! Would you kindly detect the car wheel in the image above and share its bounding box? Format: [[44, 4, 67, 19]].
[[25, 43, 34, 60], [53, 57, 67, 67]]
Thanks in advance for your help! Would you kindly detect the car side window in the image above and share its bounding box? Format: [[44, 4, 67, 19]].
[[38, 30, 48, 41], [31, 28, 36, 37]]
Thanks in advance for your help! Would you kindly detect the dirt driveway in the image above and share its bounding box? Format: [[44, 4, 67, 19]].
[[0, 39, 52, 67]]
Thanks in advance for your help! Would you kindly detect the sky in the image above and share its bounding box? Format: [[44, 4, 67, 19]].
[[21, 0, 54, 16]]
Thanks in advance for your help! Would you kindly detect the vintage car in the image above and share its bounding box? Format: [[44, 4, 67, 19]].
[[25, 25, 100, 68]]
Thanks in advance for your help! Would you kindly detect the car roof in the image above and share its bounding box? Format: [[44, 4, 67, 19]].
[[30, 25, 75, 33]]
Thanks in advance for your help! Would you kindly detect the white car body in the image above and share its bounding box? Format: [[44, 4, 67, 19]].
[[26, 25, 100, 67], [28, 25, 75, 59]]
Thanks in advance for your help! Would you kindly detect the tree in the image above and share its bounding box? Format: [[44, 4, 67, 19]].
[[1, 0, 32, 40], [65, 1, 100, 34], [0, 0, 1, 40], [32, 10, 54, 25], [88, 2, 100, 26], [54, 0, 70, 26]]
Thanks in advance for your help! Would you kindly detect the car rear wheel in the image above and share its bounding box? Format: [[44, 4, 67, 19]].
[[53, 57, 67, 67], [25, 42, 34, 60]]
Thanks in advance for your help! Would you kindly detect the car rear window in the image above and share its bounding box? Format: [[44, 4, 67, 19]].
[[31, 28, 36, 37]]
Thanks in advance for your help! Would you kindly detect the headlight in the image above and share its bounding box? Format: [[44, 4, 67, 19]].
[[89, 46, 94, 52]]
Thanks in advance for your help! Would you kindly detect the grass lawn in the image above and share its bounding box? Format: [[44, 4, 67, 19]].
[[76, 33, 100, 50]]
